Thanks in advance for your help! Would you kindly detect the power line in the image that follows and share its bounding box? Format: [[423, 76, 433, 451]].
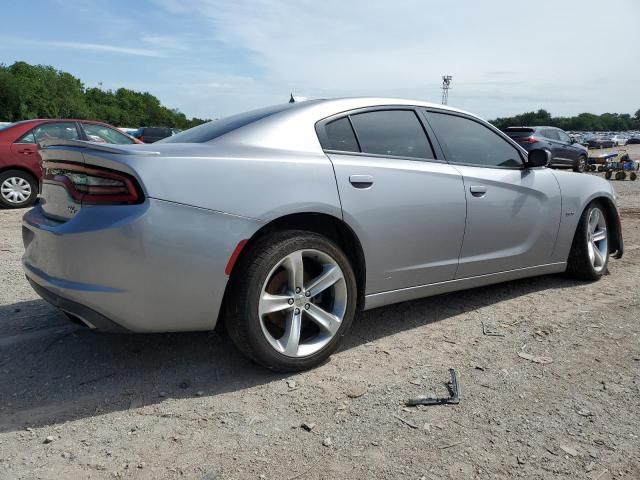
[[441, 75, 452, 105]]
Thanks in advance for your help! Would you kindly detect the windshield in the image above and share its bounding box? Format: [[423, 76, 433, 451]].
[[161, 103, 305, 144]]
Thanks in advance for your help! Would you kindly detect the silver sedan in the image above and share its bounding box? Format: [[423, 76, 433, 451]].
[[23, 98, 623, 371]]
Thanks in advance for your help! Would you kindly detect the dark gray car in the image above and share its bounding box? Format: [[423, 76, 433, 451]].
[[505, 126, 588, 172]]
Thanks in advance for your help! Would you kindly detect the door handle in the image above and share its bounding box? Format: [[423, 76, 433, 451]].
[[349, 175, 374, 188], [469, 185, 487, 197], [18, 150, 34, 155]]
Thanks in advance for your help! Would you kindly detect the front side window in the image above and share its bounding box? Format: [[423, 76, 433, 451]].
[[557, 130, 571, 143], [324, 117, 359, 152], [349, 110, 434, 159], [82, 123, 134, 144], [33, 122, 79, 142], [427, 112, 523, 168]]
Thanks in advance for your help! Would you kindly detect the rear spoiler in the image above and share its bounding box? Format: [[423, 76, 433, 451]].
[[38, 139, 160, 156]]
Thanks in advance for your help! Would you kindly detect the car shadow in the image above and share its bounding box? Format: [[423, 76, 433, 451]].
[[0, 274, 583, 433]]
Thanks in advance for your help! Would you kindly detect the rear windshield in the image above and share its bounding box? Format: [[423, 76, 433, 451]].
[[161, 103, 300, 143], [145, 127, 171, 136], [504, 127, 534, 137]]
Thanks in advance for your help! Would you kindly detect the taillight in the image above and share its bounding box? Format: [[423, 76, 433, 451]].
[[42, 161, 142, 205], [522, 136, 539, 144]]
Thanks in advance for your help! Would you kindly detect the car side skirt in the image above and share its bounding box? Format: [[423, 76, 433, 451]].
[[364, 262, 567, 310]]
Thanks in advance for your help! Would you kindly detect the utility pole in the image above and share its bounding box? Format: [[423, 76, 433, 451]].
[[441, 75, 452, 105]]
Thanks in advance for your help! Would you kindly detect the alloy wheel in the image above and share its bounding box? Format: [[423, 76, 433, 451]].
[[0, 177, 32, 205], [587, 207, 608, 273], [258, 249, 347, 358]]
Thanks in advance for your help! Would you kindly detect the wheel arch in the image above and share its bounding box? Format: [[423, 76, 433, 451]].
[[0, 165, 40, 186], [592, 196, 623, 258], [225, 212, 367, 310]]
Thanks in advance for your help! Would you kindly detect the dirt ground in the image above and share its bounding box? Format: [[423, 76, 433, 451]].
[[1, 146, 639, 480]]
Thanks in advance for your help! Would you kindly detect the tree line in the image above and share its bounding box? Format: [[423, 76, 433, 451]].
[[0, 61, 209, 129], [490, 108, 640, 132], [2, 61, 639, 133]]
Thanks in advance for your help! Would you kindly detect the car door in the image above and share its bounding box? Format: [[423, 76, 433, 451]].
[[317, 108, 467, 294], [556, 129, 579, 164], [541, 128, 570, 166], [9, 129, 39, 170], [424, 110, 562, 278]]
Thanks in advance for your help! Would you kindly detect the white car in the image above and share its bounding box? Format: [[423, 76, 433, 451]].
[[610, 134, 628, 146]]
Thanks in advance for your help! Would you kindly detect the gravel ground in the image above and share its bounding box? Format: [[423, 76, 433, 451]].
[[1, 151, 639, 479]]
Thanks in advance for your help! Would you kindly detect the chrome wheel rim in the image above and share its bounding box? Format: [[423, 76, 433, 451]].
[[578, 158, 586, 171], [587, 208, 608, 273], [258, 249, 347, 358], [1, 177, 32, 204]]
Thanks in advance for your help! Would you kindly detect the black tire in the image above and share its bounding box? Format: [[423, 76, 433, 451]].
[[224, 230, 358, 372], [566, 202, 609, 281], [0, 170, 38, 209], [630, 172, 637, 181], [597, 165, 604, 172], [573, 155, 587, 173], [605, 171, 612, 180]]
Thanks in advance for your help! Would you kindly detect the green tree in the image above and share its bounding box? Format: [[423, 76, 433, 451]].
[[0, 61, 209, 129]]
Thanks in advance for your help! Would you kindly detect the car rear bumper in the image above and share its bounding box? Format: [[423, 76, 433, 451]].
[[27, 277, 130, 332], [22, 199, 261, 333]]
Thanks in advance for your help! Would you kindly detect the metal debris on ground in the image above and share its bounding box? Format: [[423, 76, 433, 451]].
[[405, 369, 460, 406], [482, 321, 505, 337], [517, 352, 553, 364]]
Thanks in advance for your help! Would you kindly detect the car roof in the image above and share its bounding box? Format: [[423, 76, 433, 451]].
[[213, 97, 482, 154]]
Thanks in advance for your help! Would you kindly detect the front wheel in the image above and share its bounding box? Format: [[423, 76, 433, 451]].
[[225, 230, 358, 371], [0, 170, 38, 209], [566, 202, 609, 281]]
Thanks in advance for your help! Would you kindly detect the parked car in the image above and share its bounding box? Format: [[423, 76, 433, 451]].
[[132, 127, 174, 143], [626, 135, 640, 145], [0, 119, 141, 208], [587, 136, 616, 149], [23, 98, 623, 371], [504, 126, 588, 172], [610, 134, 628, 146]]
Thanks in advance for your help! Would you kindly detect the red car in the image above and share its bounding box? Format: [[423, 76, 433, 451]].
[[0, 119, 142, 208]]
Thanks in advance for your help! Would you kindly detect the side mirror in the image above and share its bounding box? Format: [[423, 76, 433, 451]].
[[526, 149, 551, 168]]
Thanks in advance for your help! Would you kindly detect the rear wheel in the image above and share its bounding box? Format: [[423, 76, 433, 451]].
[[573, 155, 587, 173], [225, 230, 357, 371], [605, 171, 612, 180], [566, 202, 609, 281], [630, 172, 637, 181], [0, 170, 38, 208]]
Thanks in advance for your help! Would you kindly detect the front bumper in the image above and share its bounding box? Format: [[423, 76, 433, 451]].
[[22, 199, 261, 333]]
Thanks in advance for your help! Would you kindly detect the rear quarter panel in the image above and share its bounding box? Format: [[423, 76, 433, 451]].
[[76, 143, 343, 222]]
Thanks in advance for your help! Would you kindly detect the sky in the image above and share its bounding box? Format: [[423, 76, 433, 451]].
[[1, 0, 639, 120]]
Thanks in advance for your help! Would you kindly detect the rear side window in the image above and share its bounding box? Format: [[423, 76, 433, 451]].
[[428, 112, 522, 168], [33, 122, 80, 142], [324, 117, 359, 152], [17, 131, 36, 144], [349, 110, 434, 159], [82, 123, 135, 144], [542, 129, 560, 141]]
